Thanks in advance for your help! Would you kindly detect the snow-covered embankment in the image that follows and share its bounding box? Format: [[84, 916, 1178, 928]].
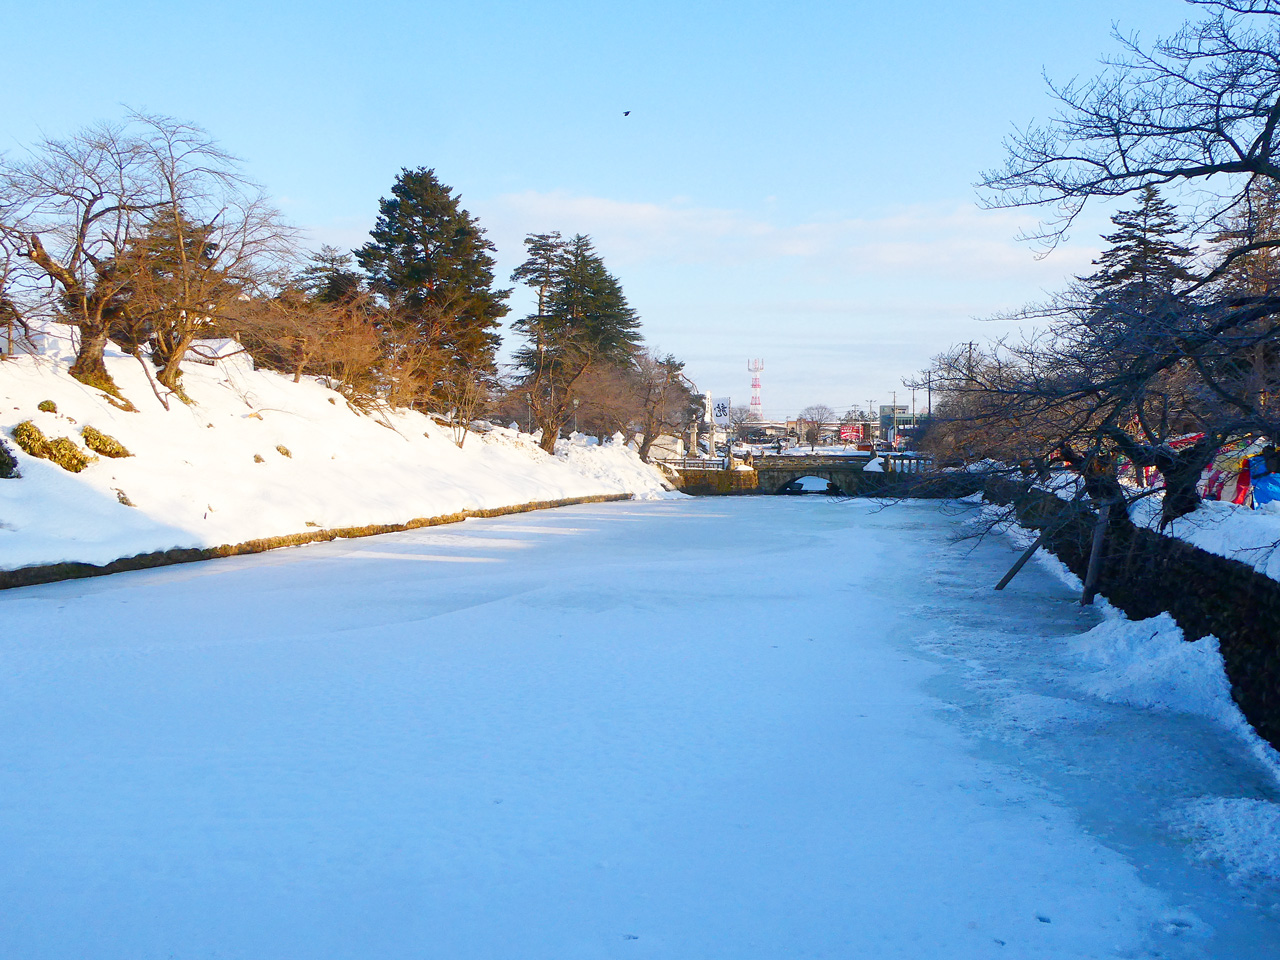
[[0, 344, 676, 572]]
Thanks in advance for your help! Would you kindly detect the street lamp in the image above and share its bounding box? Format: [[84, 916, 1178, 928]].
[[573, 397, 580, 434]]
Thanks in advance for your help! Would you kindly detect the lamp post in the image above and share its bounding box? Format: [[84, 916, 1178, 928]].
[[573, 397, 580, 434]]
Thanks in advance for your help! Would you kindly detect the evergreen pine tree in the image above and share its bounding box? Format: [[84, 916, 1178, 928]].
[[356, 168, 508, 404], [511, 233, 643, 451], [509, 232, 565, 323], [297, 246, 365, 304], [1084, 186, 1197, 306]]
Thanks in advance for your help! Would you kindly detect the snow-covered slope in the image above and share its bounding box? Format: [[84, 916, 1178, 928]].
[[1129, 496, 1280, 582], [0, 342, 675, 570]]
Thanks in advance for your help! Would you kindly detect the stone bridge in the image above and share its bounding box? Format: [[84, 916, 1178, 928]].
[[753, 455, 873, 495], [660, 454, 943, 496]]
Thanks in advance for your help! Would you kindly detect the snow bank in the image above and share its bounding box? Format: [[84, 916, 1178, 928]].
[[972, 494, 1280, 886], [1066, 606, 1280, 776], [1068, 612, 1238, 725], [1067, 610, 1280, 882], [1170, 797, 1280, 883], [0, 344, 676, 569]]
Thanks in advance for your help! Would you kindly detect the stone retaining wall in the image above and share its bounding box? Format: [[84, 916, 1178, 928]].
[[985, 478, 1280, 751]]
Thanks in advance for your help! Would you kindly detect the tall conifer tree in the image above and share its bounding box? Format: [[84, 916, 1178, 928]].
[[1084, 186, 1197, 307], [356, 168, 508, 404], [511, 233, 642, 451]]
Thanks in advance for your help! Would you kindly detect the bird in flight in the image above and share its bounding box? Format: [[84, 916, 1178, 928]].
[[623, 111, 631, 116]]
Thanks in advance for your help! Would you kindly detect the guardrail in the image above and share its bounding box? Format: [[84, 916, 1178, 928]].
[[658, 454, 935, 474], [656, 458, 730, 472], [885, 455, 932, 474]]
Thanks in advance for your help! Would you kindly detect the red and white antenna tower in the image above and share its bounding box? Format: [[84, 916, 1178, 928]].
[[747, 359, 764, 421]]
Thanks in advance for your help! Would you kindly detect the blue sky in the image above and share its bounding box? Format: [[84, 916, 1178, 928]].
[[6, 0, 1195, 417]]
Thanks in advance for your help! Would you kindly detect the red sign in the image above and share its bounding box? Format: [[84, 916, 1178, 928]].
[[840, 423, 861, 441]]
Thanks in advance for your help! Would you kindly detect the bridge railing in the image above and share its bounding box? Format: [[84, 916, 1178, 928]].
[[658, 454, 935, 474], [656, 458, 730, 472], [753, 455, 872, 469], [884, 455, 932, 474]]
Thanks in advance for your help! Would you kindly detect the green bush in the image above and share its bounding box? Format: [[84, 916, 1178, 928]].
[[11, 421, 95, 472], [0, 439, 19, 479], [46, 437, 94, 473], [11, 421, 51, 459], [37, 400, 57, 414], [81, 425, 132, 458], [276, 445, 292, 458]]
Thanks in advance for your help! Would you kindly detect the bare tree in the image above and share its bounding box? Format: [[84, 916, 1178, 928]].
[[574, 361, 642, 442], [729, 404, 752, 441], [107, 116, 297, 399], [0, 249, 27, 355], [0, 118, 164, 393], [798, 403, 835, 450], [439, 364, 495, 447], [631, 350, 699, 461], [981, 1, 1280, 261], [0, 113, 296, 399], [968, 4, 1280, 525]]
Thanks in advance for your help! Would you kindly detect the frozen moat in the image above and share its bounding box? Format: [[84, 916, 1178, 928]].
[[0, 497, 1276, 958]]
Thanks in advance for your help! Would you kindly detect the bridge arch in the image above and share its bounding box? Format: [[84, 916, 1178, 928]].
[[753, 456, 871, 497], [769, 471, 849, 495]]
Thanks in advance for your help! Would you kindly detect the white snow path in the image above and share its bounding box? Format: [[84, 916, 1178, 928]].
[[0, 498, 1276, 959]]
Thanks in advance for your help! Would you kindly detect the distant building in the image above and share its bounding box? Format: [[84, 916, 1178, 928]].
[[879, 405, 916, 444]]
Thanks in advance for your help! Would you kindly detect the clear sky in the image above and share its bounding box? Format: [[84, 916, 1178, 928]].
[[5, 0, 1196, 418]]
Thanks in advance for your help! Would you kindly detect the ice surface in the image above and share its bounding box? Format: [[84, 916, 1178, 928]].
[[0, 497, 1277, 958]]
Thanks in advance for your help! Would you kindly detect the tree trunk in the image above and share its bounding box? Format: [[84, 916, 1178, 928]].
[[638, 430, 656, 462], [538, 417, 563, 454], [156, 331, 199, 398], [157, 350, 187, 394], [1081, 501, 1112, 605], [68, 323, 118, 394], [1158, 463, 1203, 528]]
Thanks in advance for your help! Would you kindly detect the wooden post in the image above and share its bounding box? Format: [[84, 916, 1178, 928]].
[[995, 527, 1051, 591], [994, 509, 1074, 591], [1081, 501, 1112, 605]]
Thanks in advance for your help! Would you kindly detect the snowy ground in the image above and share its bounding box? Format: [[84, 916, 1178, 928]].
[[1, 497, 1276, 959], [0, 344, 673, 570], [1129, 495, 1280, 583], [1030, 469, 1280, 583]]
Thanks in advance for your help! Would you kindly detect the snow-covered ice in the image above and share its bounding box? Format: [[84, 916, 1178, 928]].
[[1, 497, 1277, 958]]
